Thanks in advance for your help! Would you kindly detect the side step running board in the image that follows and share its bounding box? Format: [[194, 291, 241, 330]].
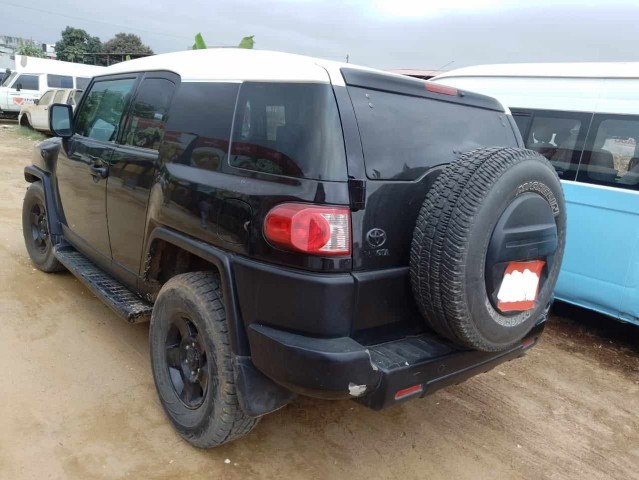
[[54, 246, 152, 323]]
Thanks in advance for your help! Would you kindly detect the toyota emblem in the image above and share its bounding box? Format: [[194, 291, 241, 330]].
[[366, 228, 387, 248]]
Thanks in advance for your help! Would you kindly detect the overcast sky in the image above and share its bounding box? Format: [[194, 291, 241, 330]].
[[1, 0, 638, 70]]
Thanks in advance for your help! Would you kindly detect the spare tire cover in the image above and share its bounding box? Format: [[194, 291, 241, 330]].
[[410, 147, 566, 352]]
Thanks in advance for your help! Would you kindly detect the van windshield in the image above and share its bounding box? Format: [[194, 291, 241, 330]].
[[1, 72, 16, 87]]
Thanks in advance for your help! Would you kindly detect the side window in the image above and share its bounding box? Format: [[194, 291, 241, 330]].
[[160, 82, 239, 171], [75, 78, 136, 142], [53, 90, 66, 103], [37, 91, 54, 105], [76, 77, 90, 90], [15, 74, 39, 91], [577, 115, 639, 190], [122, 78, 175, 151], [47, 74, 73, 88], [229, 82, 347, 180], [520, 110, 589, 181]]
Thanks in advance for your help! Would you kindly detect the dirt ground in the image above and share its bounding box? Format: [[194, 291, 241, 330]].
[[0, 124, 638, 480]]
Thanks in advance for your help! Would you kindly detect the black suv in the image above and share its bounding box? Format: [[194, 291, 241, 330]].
[[22, 50, 565, 448]]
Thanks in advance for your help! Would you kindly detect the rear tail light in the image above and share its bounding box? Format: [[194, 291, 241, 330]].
[[264, 203, 351, 256], [425, 82, 458, 96]]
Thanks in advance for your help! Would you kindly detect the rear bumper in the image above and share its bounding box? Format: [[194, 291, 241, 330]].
[[248, 320, 546, 410]]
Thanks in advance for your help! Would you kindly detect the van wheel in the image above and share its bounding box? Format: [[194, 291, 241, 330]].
[[149, 272, 259, 448], [22, 181, 64, 273], [410, 147, 566, 352]]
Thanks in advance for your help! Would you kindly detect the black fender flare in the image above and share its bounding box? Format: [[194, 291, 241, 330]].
[[144, 226, 295, 416], [24, 165, 63, 237]]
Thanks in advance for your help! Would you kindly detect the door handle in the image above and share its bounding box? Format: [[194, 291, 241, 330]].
[[89, 163, 109, 179]]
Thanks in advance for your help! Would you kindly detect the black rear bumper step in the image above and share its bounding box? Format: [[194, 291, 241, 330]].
[[54, 246, 152, 323], [248, 320, 545, 409]]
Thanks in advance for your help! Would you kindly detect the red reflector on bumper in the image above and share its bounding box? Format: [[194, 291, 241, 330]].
[[394, 384, 423, 400]]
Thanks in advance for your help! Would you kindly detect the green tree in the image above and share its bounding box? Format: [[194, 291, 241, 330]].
[[55, 27, 102, 63], [238, 36, 254, 49], [16, 41, 45, 58], [103, 33, 153, 56]]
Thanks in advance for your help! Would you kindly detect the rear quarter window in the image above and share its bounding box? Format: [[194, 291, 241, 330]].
[[47, 74, 73, 88], [349, 87, 518, 180], [229, 82, 347, 181]]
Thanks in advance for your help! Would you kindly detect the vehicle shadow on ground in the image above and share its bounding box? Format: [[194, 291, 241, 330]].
[[548, 301, 639, 378]]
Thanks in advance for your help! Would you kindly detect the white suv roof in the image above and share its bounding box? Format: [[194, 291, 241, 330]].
[[434, 62, 639, 80], [103, 48, 387, 86]]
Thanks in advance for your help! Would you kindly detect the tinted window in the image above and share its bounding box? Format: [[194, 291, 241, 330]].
[[75, 78, 135, 142], [350, 87, 517, 180], [523, 112, 587, 180], [47, 74, 73, 88], [38, 90, 54, 105], [577, 115, 639, 190], [161, 82, 239, 171], [512, 113, 532, 138], [76, 77, 90, 90], [122, 78, 175, 151], [229, 82, 347, 181], [53, 90, 66, 103], [15, 74, 39, 91]]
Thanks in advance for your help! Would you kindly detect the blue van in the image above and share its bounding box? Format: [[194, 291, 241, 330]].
[[433, 63, 639, 326]]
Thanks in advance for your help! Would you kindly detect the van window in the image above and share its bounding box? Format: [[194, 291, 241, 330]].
[[75, 78, 135, 142], [15, 74, 39, 91], [229, 82, 347, 181], [47, 74, 73, 88], [350, 87, 517, 180], [122, 78, 175, 151], [76, 77, 90, 90], [160, 82, 239, 171], [511, 109, 591, 181], [2, 72, 16, 87], [577, 115, 639, 190]]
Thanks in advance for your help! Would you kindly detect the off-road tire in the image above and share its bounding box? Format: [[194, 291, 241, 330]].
[[410, 147, 566, 352], [22, 181, 64, 273], [149, 271, 259, 448]]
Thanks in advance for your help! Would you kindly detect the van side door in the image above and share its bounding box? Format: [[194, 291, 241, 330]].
[[571, 114, 639, 322], [9, 74, 40, 111], [106, 72, 178, 285]]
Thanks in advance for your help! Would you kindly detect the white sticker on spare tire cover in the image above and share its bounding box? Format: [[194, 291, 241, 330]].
[[516, 181, 559, 216]]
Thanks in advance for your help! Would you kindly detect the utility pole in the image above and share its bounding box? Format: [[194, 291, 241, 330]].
[[346, 54, 349, 64]]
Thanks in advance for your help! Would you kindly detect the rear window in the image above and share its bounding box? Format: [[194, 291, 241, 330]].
[[229, 82, 347, 181], [47, 74, 73, 88], [349, 87, 518, 180]]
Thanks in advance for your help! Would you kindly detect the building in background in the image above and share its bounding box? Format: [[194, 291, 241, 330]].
[[0, 35, 52, 70]]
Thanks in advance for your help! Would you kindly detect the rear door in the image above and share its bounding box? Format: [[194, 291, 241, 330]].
[[56, 75, 138, 262], [107, 73, 178, 282]]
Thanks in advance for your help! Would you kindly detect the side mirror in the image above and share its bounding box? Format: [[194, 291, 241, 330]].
[[34, 99, 39, 106], [15, 83, 22, 92], [49, 103, 73, 138]]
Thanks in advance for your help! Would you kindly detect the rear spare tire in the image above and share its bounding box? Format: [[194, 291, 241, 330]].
[[410, 147, 566, 352]]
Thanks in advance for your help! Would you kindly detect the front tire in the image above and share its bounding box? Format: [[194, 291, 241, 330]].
[[149, 272, 258, 448], [22, 181, 64, 273]]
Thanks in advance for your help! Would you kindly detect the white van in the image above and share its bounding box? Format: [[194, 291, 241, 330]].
[[0, 55, 103, 117], [432, 63, 639, 326]]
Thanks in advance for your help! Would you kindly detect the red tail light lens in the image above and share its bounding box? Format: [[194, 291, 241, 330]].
[[425, 82, 458, 96], [264, 203, 351, 256]]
